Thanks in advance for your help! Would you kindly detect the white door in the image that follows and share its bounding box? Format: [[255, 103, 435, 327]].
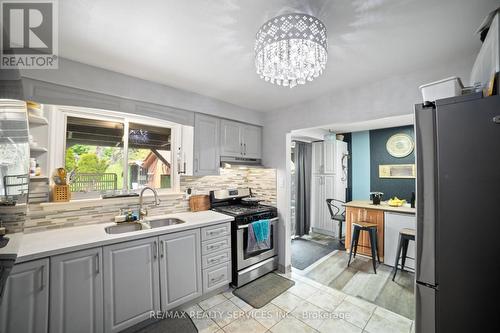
[[50, 247, 103, 333], [220, 120, 242, 157], [323, 141, 336, 174], [194, 114, 220, 176], [159, 229, 202, 310], [312, 142, 323, 174], [103, 237, 160, 333], [242, 125, 262, 159], [0, 259, 49, 333]]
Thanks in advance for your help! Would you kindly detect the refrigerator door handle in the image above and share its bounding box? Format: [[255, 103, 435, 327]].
[[415, 106, 437, 285]]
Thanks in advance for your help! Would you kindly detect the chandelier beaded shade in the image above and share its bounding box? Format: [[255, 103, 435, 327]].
[[255, 13, 328, 88]]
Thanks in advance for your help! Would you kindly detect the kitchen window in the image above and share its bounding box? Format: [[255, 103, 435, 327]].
[[61, 108, 177, 198]]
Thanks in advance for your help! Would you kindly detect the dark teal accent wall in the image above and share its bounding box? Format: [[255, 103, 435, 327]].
[[369, 126, 415, 201]]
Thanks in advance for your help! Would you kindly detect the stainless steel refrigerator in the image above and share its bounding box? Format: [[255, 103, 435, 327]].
[[414, 93, 500, 333]]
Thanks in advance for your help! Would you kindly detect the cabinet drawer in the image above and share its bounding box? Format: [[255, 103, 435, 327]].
[[203, 262, 231, 293], [201, 236, 231, 255], [201, 223, 231, 241], [202, 248, 230, 269]]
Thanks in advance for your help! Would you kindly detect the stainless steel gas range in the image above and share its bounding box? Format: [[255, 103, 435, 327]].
[[209, 188, 278, 287]]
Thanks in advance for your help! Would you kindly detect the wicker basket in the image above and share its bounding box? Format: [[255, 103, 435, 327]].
[[189, 195, 210, 212], [51, 185, 71, 202]]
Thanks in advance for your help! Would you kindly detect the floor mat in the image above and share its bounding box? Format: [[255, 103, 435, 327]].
[[291, 237, 339, 270], [232, 273, 295, 308]]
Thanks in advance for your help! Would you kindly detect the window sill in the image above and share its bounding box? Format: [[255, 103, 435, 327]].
[[35, 192, 185, 211]]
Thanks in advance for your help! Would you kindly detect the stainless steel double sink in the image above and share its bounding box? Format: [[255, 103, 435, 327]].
[[104, 218, 185, 234]]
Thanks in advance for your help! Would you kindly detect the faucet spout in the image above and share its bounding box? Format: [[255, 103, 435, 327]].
[[139, 186, 160, 220]]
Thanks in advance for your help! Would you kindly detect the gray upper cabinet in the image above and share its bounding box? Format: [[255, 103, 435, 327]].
[[0, 258, 49, 333], [193, 114, 220, 176], [220, 120, 262, 159], [103, 237, 160, 333], [159, 229, 202, 310], [220, 120, 243, 156], [242, 125, 262, 159], [50, 247, 103, 333]]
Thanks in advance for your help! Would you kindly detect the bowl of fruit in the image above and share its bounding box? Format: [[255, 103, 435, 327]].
[[388, 197, 406, 207]]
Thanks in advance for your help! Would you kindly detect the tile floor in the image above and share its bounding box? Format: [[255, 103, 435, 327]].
[[182, 272, 414, 333]]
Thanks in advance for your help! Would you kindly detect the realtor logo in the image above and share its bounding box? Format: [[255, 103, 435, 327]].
[[1, 0, 58, 69]]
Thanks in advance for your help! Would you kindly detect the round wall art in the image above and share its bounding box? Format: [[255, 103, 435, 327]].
[[386, 133, 414, 158]]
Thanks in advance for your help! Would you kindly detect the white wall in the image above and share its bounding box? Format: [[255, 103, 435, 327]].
[[263, 54, 476, 270], [20, 58, 265, 126]]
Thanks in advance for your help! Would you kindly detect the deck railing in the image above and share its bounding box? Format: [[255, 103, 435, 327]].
[[70, 173, 117, 192]]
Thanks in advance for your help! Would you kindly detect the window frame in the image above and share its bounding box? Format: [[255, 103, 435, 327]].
[[57, 106, 180, 197]]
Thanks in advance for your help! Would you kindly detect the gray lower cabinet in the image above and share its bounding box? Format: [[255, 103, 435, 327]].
[[159, 229, 202, 310], [103, 237, 160, 333], [0, 258, 49, 333], [50, 247, 103, 333]]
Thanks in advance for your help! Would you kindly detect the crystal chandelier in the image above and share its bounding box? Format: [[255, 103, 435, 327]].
[[255, 13, 328, 88]]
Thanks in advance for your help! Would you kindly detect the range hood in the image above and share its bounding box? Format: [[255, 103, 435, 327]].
[[220, 156, 262, 168]]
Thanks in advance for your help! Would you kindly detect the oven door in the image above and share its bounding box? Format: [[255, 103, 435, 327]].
[[236, 217, 278, 270]]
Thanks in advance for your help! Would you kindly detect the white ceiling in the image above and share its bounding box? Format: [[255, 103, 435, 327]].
[[59, 0, 497, 111]]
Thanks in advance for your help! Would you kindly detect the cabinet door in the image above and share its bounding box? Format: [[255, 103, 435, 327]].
[[103, 237, 160, 333], [242, 125, 262, 159], [323, 141, 336, 174], [0, 259, 49, 333], [345, 207, 385, 261], [159, 229, 202, 310], [384, 212, 416, 269], [310, 175, 323, 231], [311, 142, 323, 174], [194, 114, 220, 176], [220, 120, 242, 157], [50, 248, 103, 333]]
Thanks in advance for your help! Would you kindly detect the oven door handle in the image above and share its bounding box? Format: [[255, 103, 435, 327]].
[[237, 217, 278, 229]]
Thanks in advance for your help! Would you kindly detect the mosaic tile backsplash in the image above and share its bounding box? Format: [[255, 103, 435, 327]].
[[1, 168, 276, 234]]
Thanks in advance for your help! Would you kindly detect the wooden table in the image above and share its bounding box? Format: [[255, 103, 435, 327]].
[[344, 201, 416, 262]]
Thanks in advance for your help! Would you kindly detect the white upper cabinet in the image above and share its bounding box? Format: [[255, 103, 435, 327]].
[[323, 141, 336, 174], [312, 141, 336, 174], [0, 258, 49, 333], [194, 114, 220, 176], [312, 142, 324, 174], [220, 120, 262, 159], [50, 248, 103, 333]]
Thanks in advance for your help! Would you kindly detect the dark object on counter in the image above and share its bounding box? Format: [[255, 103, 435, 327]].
[[370, 192, 384, 205], [102, 193, 139, 199], [410, 192, 416, 208]]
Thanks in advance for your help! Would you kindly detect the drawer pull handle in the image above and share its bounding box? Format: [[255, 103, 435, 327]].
[[210, 275, 225, 283], [208, 243, 224, 250], [208, 255, 225, 264]]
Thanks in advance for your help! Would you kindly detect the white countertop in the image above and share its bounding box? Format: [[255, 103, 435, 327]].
[[11, 210, 234, 263], [345, 200, 416, 215]]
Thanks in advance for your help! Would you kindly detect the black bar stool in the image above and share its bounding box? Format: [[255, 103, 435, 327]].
[[392, 228, 416, 281], [348, 222, 381, 273], [326, 199, 346, 250]]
